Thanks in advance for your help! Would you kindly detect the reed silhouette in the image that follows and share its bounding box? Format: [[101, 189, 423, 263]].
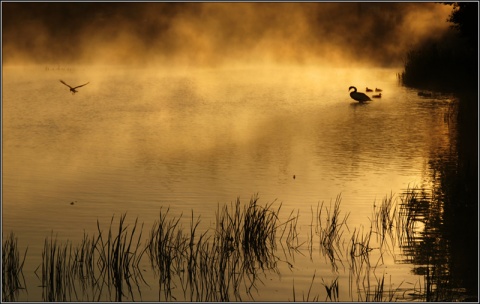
[[3, 191, 470, 301], [2, 232, 28, 302]]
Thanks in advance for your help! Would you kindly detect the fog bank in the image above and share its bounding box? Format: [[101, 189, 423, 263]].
[[2, 2, 453, 67]]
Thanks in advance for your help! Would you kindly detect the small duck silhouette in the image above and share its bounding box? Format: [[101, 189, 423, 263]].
[[366, 87, 373, 92], [375, 88, 383, 92], [60, 80, 89, 94], [372, 93, 382, 98]]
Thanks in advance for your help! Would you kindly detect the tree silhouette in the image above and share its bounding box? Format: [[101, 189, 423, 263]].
[[447, 2, 478, 50]]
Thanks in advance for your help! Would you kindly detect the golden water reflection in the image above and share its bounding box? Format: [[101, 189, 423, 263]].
[[2, 65, 457, 301]]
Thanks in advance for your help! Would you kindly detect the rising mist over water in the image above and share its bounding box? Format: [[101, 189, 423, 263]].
[[3, 2, 453, 67]]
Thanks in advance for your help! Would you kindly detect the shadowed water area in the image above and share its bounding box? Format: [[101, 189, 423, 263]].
[[2, 65, 475, 301]]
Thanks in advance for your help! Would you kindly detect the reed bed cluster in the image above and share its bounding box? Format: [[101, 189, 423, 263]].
[[346, 186, 443, 302], [2, 232, 28, 302], [39, 236, 76, 301], [291, 271, 321, 302], [347, 224, 381, 302], [279, 209, 303, 258], [33, 215, 146, 302], [396, 186, 456, 301], [322, 276, 339, 301], [146, 196, 283, 301], [396, 187, 429, 251], [3, 190, 450, 302], [313, 194, 350, 272], [362, 274, 394, 302], [372, 193, 397, 252], [348, 226, 374, 272], [242, 196, 280, 268], [291, 274, 343, 302], [146, 207, 186, 300], [70, 232, 99, 291], [95, 214, 146, 301]]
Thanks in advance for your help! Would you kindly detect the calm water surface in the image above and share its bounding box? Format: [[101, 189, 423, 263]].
[[2, 65, 455, 301]]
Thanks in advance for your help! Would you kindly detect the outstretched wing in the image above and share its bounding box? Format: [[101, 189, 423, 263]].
[[73, 82, 89, 89], [59, 79, 73, 89]]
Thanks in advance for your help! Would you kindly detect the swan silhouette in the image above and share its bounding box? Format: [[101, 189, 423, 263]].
[[60, 80, 89, 94], [372, 93, 382, 98], [366, 87, 373, 92], [349, 86, 372, 102]]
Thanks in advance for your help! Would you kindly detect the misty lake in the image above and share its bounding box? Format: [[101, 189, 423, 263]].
[[3, 65, 460, 301]]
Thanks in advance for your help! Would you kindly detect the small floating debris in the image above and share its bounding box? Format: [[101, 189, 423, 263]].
[[418, 91, 432, 97]]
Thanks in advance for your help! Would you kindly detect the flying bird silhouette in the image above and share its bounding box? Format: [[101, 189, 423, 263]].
[[60, 80, 89, 94], [349, 86, 372, 103]]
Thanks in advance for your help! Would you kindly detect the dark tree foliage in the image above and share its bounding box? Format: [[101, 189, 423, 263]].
[[400, 2, 478, 92], [447, 2, 478, 50]]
